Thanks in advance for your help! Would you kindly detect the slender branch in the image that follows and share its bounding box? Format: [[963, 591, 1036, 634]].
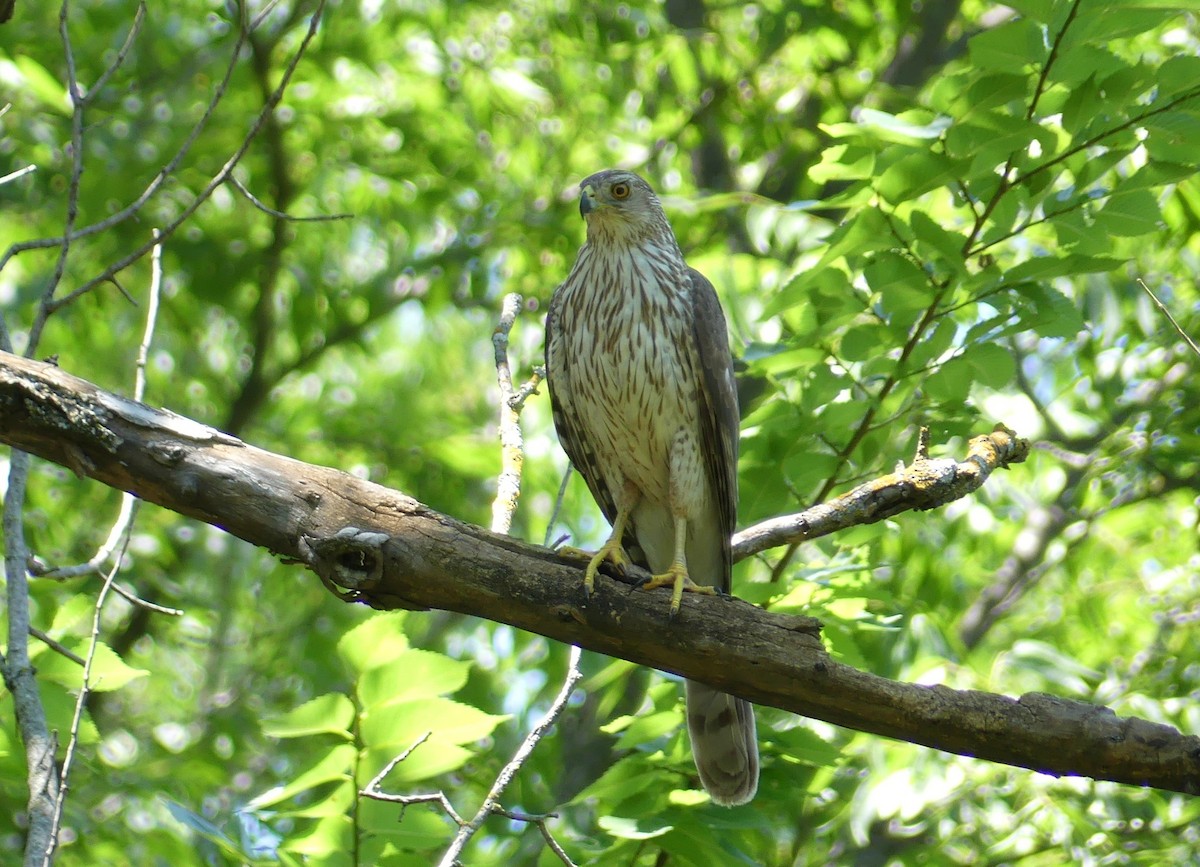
[[222, 7, 325, 434], [491, 293, 527, 535], [25, 0, 88, 354], [0, 164, 36, 186], [1, 449, 59, 867], [733, 425, 1028, 562], [1138, 278, 1200, 360], [1025, 0, 1080, 122], [438, 646, 584, 866], [0, 353, 1195, 795], [45, 532, 132, 865], [29, 234, 180, 620], [0, 3, 251, 279], [28, 627, 85, 666], [52, 0, 327, 311], [87, 1, 146, 97], [490, 807, 577, 867], [226, 175, 352, 222], [770, 207, 956, 582], [133, 231, 163, 400], [358, 733, 467, 819], [510, 366, 545, 412]]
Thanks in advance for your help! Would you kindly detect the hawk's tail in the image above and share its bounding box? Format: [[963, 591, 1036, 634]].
[[685, 680, 758, 806]]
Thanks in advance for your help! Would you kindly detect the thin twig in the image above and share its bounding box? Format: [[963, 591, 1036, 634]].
[[28, 626, 86, 666], [250, 0, 287, 32], [134, 231, 163, 400], [53, 0, 328, 308], [490, 807, 577, 867], [490, 293, 526, 535], [546, 467, 573, 549], [510, 365, 545, 412], [33, 233, 174, 611], [1138, 278, 1200, 360], [25, 0, 88, 355], [437, 644, 584, 867], [359, 732, 466, 824], [0, 164, 36, 186], [87, 1, 146, 97], [0, 0, 252, 281], [45, 526, 133, 866], [226, 174, 353, 222]]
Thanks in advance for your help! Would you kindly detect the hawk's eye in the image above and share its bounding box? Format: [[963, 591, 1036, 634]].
[[610, 182, 631, 200]]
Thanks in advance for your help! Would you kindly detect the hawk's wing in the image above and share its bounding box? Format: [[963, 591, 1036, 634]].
[[545, 285, 623, 535], [688, 267, 740, 594]]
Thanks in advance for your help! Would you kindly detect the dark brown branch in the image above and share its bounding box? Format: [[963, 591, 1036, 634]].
[[1, 350, 1197, 795]]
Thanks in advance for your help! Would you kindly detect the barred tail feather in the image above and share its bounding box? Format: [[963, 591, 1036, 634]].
[[685, 679, 758, 806]]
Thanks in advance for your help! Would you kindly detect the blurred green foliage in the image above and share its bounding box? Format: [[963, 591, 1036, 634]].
[[1, 0, 1199, 864]]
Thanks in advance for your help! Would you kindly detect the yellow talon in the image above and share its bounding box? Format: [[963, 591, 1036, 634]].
[[640, 562, 717, 614], [558, 541, 631, 596]]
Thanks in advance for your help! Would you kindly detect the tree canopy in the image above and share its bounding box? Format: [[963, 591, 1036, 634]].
[[1, 1, 1199, 865]]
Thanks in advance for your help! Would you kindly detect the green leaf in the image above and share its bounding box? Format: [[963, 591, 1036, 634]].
[[909, 211, 968, 275], [613, 710, 682, 749], [1096, 187, 1162, 237], [247, 744, 356, 809], [1006, 254, 1123, 282], [262, 693, 356, 739], [356, 649, 471, 709], [855, 108, 952, 142], [816, 208, 895, 268], [1063, 5, 1182, 45], [1155, 56, 1200, 99], [279, 812, 353, 859], [39, 682, 99, 746], [877, 151, 960, 203], [808, 144, 875, 183], [965, 343, 1017, 389], [361, 697, 506, 747], [571, 755, 661, 807], [908, 318, 958, 368], [1143, 110, 1200, 166], [770, 725, 843, 767], [33, 640, 148, 692], [1016, 283, 1087, 338], [924, 357, 973, 402], [12, 55, 70, 115], [839, 324, 889, 362], [337, 612, 409, 674], [357, 798, 453, 844], [968, 19, 1048, 72], [362, 739, 474, 785], [48, 594, 95, 634], [599, 815, 674, 840], [865, 252, 934, 325]]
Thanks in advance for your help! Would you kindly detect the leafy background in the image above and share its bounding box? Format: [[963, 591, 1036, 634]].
[[1, 0, 1199, 864]]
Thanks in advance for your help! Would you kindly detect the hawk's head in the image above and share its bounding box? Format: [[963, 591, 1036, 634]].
[[578, 170, 670, 245]]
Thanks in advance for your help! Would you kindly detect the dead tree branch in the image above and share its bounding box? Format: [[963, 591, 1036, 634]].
[[0, 350, 1197, 795]]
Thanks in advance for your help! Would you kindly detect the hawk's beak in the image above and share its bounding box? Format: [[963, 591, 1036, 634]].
[[579, 186, 595, 218]]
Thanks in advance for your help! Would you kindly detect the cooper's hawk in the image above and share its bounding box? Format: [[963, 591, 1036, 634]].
[[545, 169, 758, 806]]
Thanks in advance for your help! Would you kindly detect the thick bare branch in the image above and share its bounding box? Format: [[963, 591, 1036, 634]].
[[0, 350, 1197, 796]]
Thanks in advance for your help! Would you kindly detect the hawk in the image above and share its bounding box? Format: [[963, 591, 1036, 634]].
[[545, 169, 758, 806]]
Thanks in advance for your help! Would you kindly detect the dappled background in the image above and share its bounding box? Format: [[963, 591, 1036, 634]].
[[2, 0, 1199, 864]]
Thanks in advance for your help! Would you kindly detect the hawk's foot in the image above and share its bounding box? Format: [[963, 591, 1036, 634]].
[[640, 563, 716, 615], [559, 541, 632, 597]]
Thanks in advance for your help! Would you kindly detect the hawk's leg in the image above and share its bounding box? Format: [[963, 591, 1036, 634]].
[[639, 515, 717, 615], [560, 480, 638, 597]]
